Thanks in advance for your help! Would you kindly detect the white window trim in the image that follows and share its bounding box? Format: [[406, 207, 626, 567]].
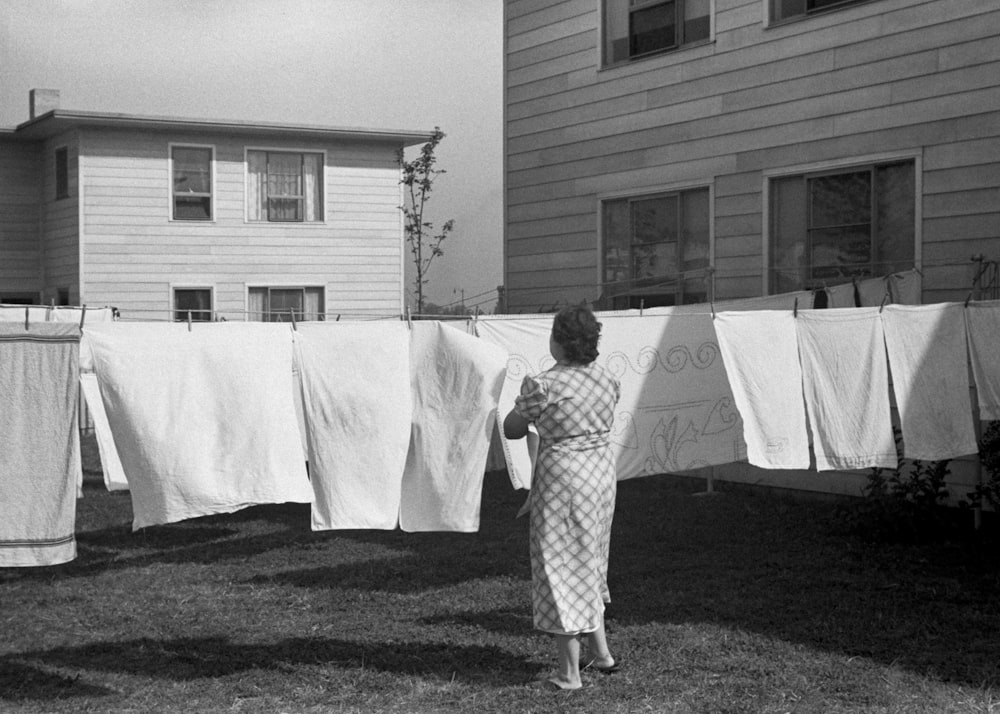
[[596, 181, 716, 301], [169, 284, 215, 322], [601, 0, 716, 69], [760, 149, 923, 295], [168, 143, 216, 223], [243, 146, 328, 225]]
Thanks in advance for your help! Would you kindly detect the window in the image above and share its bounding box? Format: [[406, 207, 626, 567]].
[[601, 187, 710, 309], [771, 0, 869, 24], [174, 288, 213, 322], [247, 150, 323, 222], [604, 0, 711, 65], [769, 160, 915, 294], [171, 146, 213, 221], [55, 147, 69, 199], [248, 287, 325, 322]]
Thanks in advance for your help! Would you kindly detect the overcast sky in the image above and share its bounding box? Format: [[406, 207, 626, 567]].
[[0, 0, 503, 312]]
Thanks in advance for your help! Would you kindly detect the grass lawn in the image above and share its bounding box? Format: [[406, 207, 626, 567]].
[[3, 438, 1000, 713]]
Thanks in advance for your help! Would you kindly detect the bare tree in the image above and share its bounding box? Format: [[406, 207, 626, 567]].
[[398, 128, 454, 314]]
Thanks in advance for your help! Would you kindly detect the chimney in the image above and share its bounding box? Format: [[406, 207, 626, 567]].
[[29, 89, 60, 119]]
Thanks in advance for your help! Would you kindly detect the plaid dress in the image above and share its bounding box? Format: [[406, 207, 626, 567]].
[[514, 361, 621, 635]]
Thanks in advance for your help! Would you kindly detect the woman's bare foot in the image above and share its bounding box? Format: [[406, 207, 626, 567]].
[[546, 676, 582, 691]]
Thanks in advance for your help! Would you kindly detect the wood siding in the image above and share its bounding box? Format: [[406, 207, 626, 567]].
[[79, 129, 405, 319], [0, 140, 42, 296], [42, 133, 81, 303], [504, 0, 1000, 311]]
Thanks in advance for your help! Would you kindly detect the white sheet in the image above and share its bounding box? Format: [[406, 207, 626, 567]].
[[881, 303, 978, 461], [82, 322, 312, 530], [965, 301, 1000, 421], [796, 308, 896, 471], [401, 322, 507, 532], [714, 310, 810, 469], [295, 322, 412, 530], [79, 372, 129, 491]]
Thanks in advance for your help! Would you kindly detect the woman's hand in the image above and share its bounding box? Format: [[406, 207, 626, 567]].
[[503, 409, 529, 439]]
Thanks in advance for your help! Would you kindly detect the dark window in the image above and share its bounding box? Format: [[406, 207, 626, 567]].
[[601, 187, 710, 309], [55, 147, 69, 200], [171, 146, 213, 221], [772, 0, 869, 24], [769, 160, 915, 293], [173, 289, 213, 322], [605, 0, 711, 65]]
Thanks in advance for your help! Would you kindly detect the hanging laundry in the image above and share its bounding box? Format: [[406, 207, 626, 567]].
[[82, 322, 312, 530], [825, 282, 858, 308], [965, 300, 1000, 421], [714, 310, 810, 469], [881, 303, 978, 461], [401, 321, 507, 532], [79, 371, 129, 491], [294, 322, 412, 530], [0, 323, 81, 566], [796, 308, 896, 471], [856, 277, 890, 307], [478, 310, 748, 487], [888, 270, 922, 305]]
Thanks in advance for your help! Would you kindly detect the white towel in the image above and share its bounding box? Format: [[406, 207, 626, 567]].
[[79, 372, 129, 491], [82, 322, 312, 530], [888, 270, 922, 305], [714, 310, 810, 469], [0, 323, 80, 566], [294, 322, 412, 530], [825, 282, 858, 308], [881, 303, 978, 461], [401, 321, 507, 532], [856, 277, 890, 308], [796, 308, 896, 471], [965, 301, 1000, 421]]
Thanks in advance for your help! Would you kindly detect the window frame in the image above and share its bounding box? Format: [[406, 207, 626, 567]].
[[762, 151, 922, 295], [598, 182, 715, 309], [603, 0, 714, 68], [171, 286, 214, 322], [244, 147, 326, 224], [766, 0, 875, 27], [169, 143, 215, 222], [246, 285, 326, 322], [54, 146, 69, 200]]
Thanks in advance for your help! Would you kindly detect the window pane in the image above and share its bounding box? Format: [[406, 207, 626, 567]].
[[605, 0, 631, 63], [773, 0, 806, 20], [875, 162, 915, 274], [173, 147, 211, 194], [303, 287, 325, 321], [269, 288, 304, 322], [809, 171, 870, 228], [174, 289, 212, 322], [809, 226, 872, 279], [630, 1, 675, 56], [268, 198, 303, 222], [603, 199, 631, 288], [681, 188, 710, 301], [683, 0, 711, 42], [632, 195, 677, 245], [55, 147, 68, 199], [771, 176, 808, 293], [248, 287, 268, 321], [174, 196, 212, 221]]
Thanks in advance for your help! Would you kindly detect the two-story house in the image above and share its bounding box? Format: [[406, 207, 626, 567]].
[[503, 0, 1000, 312], [0, 89, 431, 321]]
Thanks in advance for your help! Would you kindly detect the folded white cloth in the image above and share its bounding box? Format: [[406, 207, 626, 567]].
[[714, 310, 810, 469], [295, 322, 412, 530], [0, 323, 81, 566], [79, 372, 129, 491], [965, 300, 1000, 421], [401, 322, 507, 532], [796, 308, 896, 470], [881, 303, 978, 461], [83, 322, 312, 530]]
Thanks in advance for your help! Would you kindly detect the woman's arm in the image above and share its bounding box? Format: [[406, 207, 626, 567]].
[[503, 408, 530, 439]]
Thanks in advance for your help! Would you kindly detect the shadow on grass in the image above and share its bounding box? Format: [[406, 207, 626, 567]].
[[0, 635, 540, 699]]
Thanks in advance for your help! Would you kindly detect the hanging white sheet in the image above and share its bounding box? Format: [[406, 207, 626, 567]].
[[796, 308, 896, 471], [881, 303, 978, 461], [79, 372, 129, 491], [294, 322, 412, 530], [401, 321, 507, 532], [0, 323, 81, 566], [714, 310, 810, 469], [965, 300, 1000, 421], [477, 310, 748, 488], [82, 322, 312, 530]]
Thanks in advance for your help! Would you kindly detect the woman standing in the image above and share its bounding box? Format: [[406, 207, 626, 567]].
[[504, 304, 622, 691]]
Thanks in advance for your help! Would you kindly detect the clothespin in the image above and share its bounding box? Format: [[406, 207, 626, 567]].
[[965, 291, 973, 308], [187, 310, 192, 332], [79, 304, 87, 329], [710, 300, 716, 319], [405, 306, 412, 330], [336, 314, 341, 322], [879, 294, 889, 313], [289, 308, 297, 331], [24, 306, 29, 331], [640, 299, 645, 317], [793, 297, 798, 318]]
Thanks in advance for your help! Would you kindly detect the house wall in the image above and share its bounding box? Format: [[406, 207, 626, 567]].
[[78, 128, 404, 319], [504, 0, 1000, 311], [41, 132, 81, 304], [0, 139, 42, 298]]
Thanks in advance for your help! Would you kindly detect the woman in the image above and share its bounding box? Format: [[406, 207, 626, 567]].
[[503, 304, 622, 691]]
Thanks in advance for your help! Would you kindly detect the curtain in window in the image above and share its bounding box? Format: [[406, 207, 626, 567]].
[[247, 151, 267, 221], [248, 288, 267, 322], [303, 154, 322, 222], [304, 287, 323, 321]]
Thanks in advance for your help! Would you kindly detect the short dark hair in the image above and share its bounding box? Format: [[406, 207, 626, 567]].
[[552, 304, 601, 364]]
